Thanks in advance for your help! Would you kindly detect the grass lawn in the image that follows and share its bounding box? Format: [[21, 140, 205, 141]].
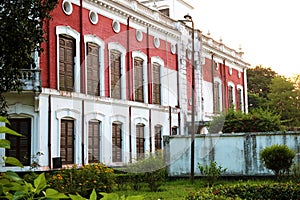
[[115, 179, 199, 200], [113, 177, 288, 200]]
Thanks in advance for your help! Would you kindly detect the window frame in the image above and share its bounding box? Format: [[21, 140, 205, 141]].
[[132, 51, 148, 103], [108, 42, 126, 100], [84, 35, 105, 96], [56, 26, 80, 93]]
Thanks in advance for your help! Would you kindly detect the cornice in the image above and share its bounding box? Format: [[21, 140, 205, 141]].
[[85, 0, 180, 39], [202, 45, 250, 69]]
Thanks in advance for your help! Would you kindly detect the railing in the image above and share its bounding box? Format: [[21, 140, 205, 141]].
[[19, 69, 41, 93]]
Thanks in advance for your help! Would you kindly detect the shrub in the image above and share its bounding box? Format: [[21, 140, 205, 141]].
[[186, 182, 300, 200], [260, 144, 296, 178], [122, 152, 167, 192], [291, 162, 300, 181], [47, 163, 116, 198], [198, 161, 227, 186], [208, 108, 283, 133]]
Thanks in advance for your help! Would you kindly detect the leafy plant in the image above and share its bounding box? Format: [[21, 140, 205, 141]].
[[186, 181, 300, 200], [0, 116, 23, 167], [260, 144, 296, 178], [47, 163, 116, 198], [100, 192, 144, 200], [0, 172, 69, 199], [123, 152, 167, 192], [198, 161, 227, 186], [208, 107, 283, 133]]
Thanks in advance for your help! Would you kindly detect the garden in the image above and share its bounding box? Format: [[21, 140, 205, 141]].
[[1, 145, 300, 199], [1, 116, 300, 199]]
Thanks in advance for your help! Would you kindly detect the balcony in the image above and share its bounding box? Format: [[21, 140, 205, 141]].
[[19, 69, 41, 93]]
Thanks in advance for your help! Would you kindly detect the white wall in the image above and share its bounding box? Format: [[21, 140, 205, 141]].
[[166, 132, 300, 176]]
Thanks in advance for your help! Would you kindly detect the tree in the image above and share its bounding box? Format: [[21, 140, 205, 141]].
[[267, 76, 300, 129], [247, 65, 277, 111], [0, 0, 58, 115]]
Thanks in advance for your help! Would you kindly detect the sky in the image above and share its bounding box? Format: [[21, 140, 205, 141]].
[[190, 0, 300, 77]]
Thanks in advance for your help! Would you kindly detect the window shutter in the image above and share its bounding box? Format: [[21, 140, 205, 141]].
[[110, 50, 121, 99], [59, 36, 75, 92], [152, 63, 161, 104], [112, 122, 122, 162], [87, 43, 100, 96], [134, 58, 144, 102]]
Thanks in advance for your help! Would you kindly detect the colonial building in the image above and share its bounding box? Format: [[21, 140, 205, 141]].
[[1, 0, 249, 171]]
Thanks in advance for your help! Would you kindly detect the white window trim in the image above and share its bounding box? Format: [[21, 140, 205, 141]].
[[228, 81, 235, 109], [237, 84, 244, 113], [56, 26, 80, 93], [151, 56, 165, 105], [84, 35, 105, 96], [108, 42, 126, 100], [132, 51, 148, 103], [133, 117, 149, 160], [55, 108, 81, 166]]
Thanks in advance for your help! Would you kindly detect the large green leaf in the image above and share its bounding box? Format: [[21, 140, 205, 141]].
[[12, 190, 27, 200], [44, 188, 69, 199], [0, 127, 22, 136], [68, 194, 86, 200], [4, 171, 23, 183], [0, 139, 10, 149], [34, 173, 47, 194], [4, 157, 23, 167], [0, 116, 10, 124], [89, 189, 97, 200]]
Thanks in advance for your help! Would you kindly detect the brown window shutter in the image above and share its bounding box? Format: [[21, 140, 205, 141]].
[[154, 125, 162, 150], [112, 122, 122, 162], [87, 43, 100, 96], [134, 57, 144, 102], [60, 119, 74, 165], [136, 124, 145, 160], [59, 36, 75, 92], [152, 63, 161, 104], [88, 121, 100, 163], [110, 50, 121, 99]]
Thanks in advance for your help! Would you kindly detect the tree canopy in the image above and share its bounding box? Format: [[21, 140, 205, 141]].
[[247, 65, 300, 130], [0, 0, 57, 115]]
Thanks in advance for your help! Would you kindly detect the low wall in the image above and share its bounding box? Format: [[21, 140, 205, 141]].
[[164, 132, 300, 176]]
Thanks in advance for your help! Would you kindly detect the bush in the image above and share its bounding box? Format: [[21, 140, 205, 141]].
[[208, 108, 283, 133], [260, 144, 296, 178], [186, 182, 300, 200], [198, 161, 227, 186], [122, 152, 167, 192], [47, 163, 116, 198]]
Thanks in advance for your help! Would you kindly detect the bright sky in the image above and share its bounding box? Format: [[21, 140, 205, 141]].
[[191, 0, 300, 77]]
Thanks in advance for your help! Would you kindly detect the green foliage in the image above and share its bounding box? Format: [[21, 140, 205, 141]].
[[208, 108, 282, 133], [0, 172, 69, 199], [186, 182, 300, 200], [122, 152, 167, 192], [47, 163, 116, 198], [0, 116, 23, 167], [198, 161, 227, 186], [0, 0, 58, 115], [247, 65, 277, 100], [260, 144, 296, 178], [291, 162, 300, 181], [100, 192, 144, 200], [267, 76, 300, 129]]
